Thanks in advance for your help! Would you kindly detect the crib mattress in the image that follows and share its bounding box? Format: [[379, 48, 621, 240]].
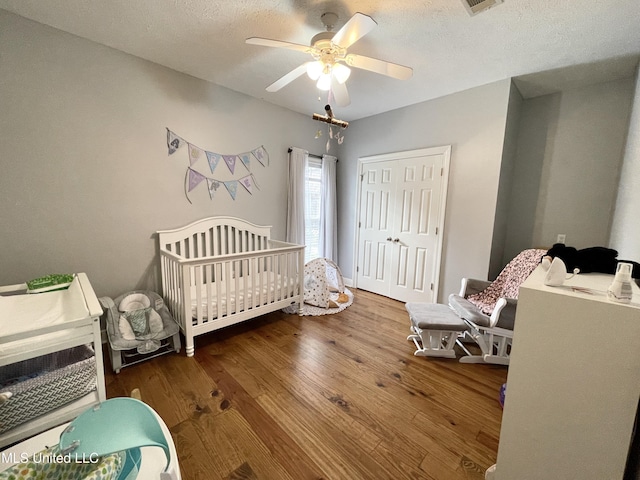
[[190, 272, 296, 321]]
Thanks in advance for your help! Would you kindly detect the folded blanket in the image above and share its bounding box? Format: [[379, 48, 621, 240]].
[[467, 249, 547, 315]]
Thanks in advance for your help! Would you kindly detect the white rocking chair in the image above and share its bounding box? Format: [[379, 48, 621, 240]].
[[448, 249, 547, 365]]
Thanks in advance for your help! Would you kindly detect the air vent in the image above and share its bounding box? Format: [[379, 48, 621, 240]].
[[461, 0, 503, 16]]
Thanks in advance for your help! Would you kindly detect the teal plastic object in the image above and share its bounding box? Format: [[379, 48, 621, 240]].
[[59, 398, 170, 472]]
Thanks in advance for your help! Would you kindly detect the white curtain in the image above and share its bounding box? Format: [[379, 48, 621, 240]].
[[286, 147, 308, 245], [319, 154, 338, 262]]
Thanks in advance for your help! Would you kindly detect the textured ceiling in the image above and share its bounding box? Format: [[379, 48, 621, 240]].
[[1, 0, 639, 120]]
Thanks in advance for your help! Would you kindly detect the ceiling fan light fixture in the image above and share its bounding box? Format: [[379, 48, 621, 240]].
[[332, 63, 351, 84], [306, 61, 324, 80], [316, 73, 332, 91]]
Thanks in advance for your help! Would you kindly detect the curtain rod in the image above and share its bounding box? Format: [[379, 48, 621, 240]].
[[288, 148, 338, 162]]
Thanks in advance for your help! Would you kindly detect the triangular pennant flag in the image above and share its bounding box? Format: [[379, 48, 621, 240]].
[[167, 129, 185, 155], [206, 151, 222, 174], [207, 178, 221, 200], [188, 144, 205, 166], [224, 180, 238, 200], [187, 168, 206, 192], [252, 146, 269, 166], [239, 152, 251, 172], [239, 175, 253, 194], [251, 173, 261, 190], [222, 155, 237, 174]]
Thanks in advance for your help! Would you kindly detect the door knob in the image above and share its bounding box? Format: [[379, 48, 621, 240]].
[[386, 237, 392, 241], [393, 238, 400, 243]]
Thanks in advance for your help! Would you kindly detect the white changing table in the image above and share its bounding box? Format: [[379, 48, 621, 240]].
[[0, 273, 106, 448]]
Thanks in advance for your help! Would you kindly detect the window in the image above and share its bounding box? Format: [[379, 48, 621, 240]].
[[304, 157, 322, 263]]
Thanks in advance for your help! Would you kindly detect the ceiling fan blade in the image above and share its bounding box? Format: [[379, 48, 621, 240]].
[[345, 54, 413, 80], [246, 37, 311, 54], [266, 63, 309, 92], [331, 77, 351, 107], [331, 12, 377, 49]]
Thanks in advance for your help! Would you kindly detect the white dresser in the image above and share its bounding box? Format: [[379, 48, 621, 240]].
[[493, 266, 640, 479]]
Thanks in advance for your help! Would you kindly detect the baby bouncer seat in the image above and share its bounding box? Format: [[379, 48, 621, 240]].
[[100, 291, 181, 373]]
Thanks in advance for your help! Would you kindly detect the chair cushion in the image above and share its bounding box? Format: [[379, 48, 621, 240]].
[[448, 294, 491, 328], [405, 303, 468, 331]]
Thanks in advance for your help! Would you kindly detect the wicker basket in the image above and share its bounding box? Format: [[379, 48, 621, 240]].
[[0, 345, 97, 433]]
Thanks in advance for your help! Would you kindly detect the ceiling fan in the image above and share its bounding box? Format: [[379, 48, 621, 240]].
[[246, 12, 413, 107]]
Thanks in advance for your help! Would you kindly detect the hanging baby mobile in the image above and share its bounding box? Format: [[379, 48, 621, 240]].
[[312, 104, 348, 152], [166, 128, 269, 204]]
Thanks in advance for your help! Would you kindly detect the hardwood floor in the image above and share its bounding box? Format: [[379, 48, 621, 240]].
[[105, 289, 508, 480]]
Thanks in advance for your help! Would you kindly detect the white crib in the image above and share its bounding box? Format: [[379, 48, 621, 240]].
[[157, 216, 305, 356]]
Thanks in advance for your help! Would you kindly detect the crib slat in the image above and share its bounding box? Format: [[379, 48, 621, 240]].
[[206, 263, 213, 324], [224, 261, 232, 315], [259, 255, 265, 307], [234, 259, 240, 313], [226, 226, 233, 255], [282, 253, 288, 300], [250, 257, 258, 309], [194, 265, 202, 325], [242, 258, 249, 311], [215, 262, 222, 320]]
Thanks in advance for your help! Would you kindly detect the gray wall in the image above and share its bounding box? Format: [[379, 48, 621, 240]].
[[336, 79, 512, 302], [610, 67, 640, 261], [503, 78, 635, 263], [3, 9, 636, 306], [0, 11, 330, 299], [489, 81, 523, 279]]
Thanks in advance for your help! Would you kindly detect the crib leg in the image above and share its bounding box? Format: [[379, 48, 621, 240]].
[[185, 340, 195, 357]]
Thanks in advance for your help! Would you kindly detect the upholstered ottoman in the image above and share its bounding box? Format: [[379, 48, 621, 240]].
[[406, 303, 468, 358]]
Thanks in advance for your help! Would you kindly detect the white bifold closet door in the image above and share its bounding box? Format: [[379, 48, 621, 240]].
[[356, 146, 450, 303]]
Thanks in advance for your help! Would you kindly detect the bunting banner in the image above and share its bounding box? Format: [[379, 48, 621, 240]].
[[167, 129, 186, 155], [187, 168, 206, 192], [185, 167, 259, 203], [167, 129, 268, 204], [166, 129, 268, 174], [222, 155, 237, 175], [238, 152, 252, 172], [206, 151, 222, 174], [188, 144, 205, 166], [239, 175, 254, 194], [224, 181, 238, 200], [252, 145, 269, 166], [207, 179, 221, 200]]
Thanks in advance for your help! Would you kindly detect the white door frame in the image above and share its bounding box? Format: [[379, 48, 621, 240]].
[[353, 145, 451, 302]]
